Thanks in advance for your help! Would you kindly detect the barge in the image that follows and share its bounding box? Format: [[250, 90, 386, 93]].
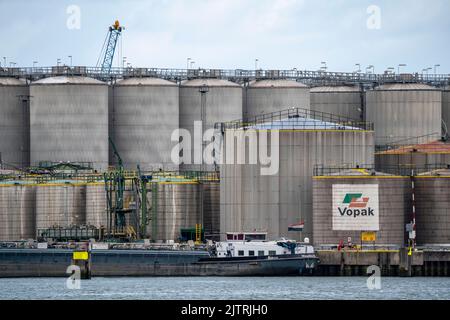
[[0, 233, 319, 277]]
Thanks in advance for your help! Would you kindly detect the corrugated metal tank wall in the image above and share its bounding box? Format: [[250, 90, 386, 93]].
[[202, 181, 220, 241], [310, 85, 362, 120], [244, 80, 310, 119], [0, 78, 30, 168], [35, 183, 86, 230], [179, 79, 242, 171], [312, 171, 410, 246], [30, 76, 109, 171], [220, 128, 375, 241], [148, 181, 201, 241], [415, 170, 450, 245], [111, 78, 179, 171], [443, 86, 450, 133], [365, 83, 442, 146], [85, 183, 107, 228], [0, 184, 36, 241]]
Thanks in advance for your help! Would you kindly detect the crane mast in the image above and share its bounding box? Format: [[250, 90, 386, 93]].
[[99, 20, 124, 75]]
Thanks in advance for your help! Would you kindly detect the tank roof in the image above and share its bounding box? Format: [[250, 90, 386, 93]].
[[0, 77, 26, 86], [181, 78, 240, 87], [377, 140, 450, 154], [417, 168, 450, 176], [374, 83, 438, 91], [310, 85, 360, 93], [116, 77, 177, 86], [249, 79, 308, 88], [249, 116, 362, 130], [324, 169, 393, 176], [31, 76, 106, 85]]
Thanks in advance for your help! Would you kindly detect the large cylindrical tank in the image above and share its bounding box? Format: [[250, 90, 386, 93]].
[[111, 78, 179, 170], [202, 180, 220, 241], [35, 182, 86, 230], [312, 169, 410, 247], [415, 169, 450, 245], [0, 78, 29, 168], [149, 180, 201, 241], [244, 80, 309, 120], [85, 183, 107, 228], [220, 118, 374, 241], [443, 86, 450, 133], [310, 85, 362, 120], [0, 183, 35, 241], [30, 76, 108, 171], [366, 83, 441, 146], [375, 140, 450, 174], [179, 78, 242, 170]]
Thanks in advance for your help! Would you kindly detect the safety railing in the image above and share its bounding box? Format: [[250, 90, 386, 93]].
[[1, 66, 449, 85], [222, 107, 373, 131]]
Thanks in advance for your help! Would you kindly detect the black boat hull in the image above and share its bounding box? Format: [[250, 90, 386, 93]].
[[0, 249, 319, 277]]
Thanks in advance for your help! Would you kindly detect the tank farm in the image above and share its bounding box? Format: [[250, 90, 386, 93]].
[[1, 66, 450, 276]]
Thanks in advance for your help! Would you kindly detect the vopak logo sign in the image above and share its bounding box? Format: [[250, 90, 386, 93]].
[[332, 185, 379, 231]]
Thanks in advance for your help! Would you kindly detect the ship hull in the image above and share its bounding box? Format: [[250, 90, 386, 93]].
[[0, 249, 319, 277]]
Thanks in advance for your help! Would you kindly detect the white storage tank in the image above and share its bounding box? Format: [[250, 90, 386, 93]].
[[220, 115, 374, 241], [179, 78, 242, 170], [313, 169, 410, 247], [0, 182, 36, 241], [0, 78, 29, 168], [30, 76, 109, 171], [111, 77, 179, 170], [366, 83, 442, 146], [310, 85, 362, 120], [245, 79, 310, 120]]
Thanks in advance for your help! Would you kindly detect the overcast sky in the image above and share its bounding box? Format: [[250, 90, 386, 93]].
[[1, 0, 449, 73]]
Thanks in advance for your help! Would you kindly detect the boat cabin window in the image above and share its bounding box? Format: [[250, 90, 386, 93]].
[[268, 250, 276, 256], [238, 250, 244, 256], [248, 250, 255, 256], [258, 251, 265, 256], [245, 234, 266, 241]]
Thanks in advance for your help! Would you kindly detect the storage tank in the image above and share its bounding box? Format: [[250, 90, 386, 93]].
[[220, 115, 374, 241], [0, 78, 29, 168], [443, 86, 450, 134], [366, 83, 441, 146], [312, 169, 410, 247], [30, 76, 108, 171], [35, 182, 86, 230], [202, 180, 220, 241], [179, 78, 242, 171], [85, 183, 107, 228], [245, 79, 310, 119], [149, 178, 202, 241], [111, 77, 179, 170], [415, 168, 450, 245], [375, 140, 450, 174], [0, 183, 35, 241], [310, 85, 362, 120]]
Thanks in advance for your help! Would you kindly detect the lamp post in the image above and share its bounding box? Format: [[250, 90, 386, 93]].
[[68, 55, 72, 67], [187, 57, 191, 70], [190, 61, 195, 69], [398, 64, 406, 74], [434, 64, 440, 75], [255, 58, 259, 70], [355, 63, 361, 73]]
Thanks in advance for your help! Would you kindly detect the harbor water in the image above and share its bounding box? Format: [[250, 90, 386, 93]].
[[1, 277, 449, 300]]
